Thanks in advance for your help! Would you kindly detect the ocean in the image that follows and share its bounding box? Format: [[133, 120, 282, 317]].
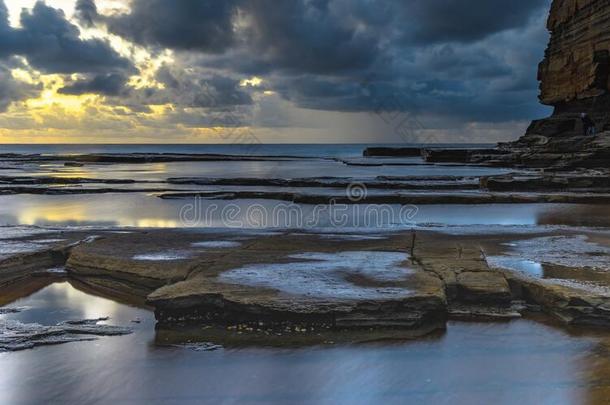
[[0, 143, 608, 229], [0, 143, 495, 157]]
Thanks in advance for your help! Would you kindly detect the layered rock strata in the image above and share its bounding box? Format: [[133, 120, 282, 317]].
[[419, 0, 610, 169], [3, 228, 610, 340]]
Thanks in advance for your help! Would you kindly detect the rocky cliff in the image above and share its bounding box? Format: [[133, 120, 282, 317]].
[[491, 0, 610, 168], [539, 0, 610, 114], [382, 1, 610, 169]]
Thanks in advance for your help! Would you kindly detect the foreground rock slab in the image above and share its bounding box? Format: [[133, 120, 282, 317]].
[[106, 232, 448, 333], [57, 229, 610, 329], [148, 251, 447, 332], [3, 226, 610, 343]]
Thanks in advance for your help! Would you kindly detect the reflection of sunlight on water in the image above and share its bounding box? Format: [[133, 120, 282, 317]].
[[4, 195, 179, 228], [3, 193, 610, 230], [38, 163, 91, 179], [50, 283, 123, 320], [488, 257, 544, 277], [19, 203, 89, 225], [34, 163, 169, 180], [135, 219, 178, 228], [148, 163, 168, 175]]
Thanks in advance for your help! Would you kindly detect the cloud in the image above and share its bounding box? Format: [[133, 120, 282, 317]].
[[58, 73, 129, 96], [397, 0, 550, 44], [236, 0, 379, 74], [0, 64, 40, 112], [0, 0, 132, 74], [1, 0, 555, 142], [0, 0, 7, 27], [101, 0, 240, 53], [68, 0, 551, 124], [75, 0, 98, 27], [152, 64, 253, 108]]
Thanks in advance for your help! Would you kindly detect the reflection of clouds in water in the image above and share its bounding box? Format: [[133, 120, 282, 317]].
[[191, 241, 241, 248], [503, 235, 610, 271], [488, 235, 610, 296], [133, 252, 191, 261], [36, 163, 169, 181], [17, 199, 90, 226], [59, 284, 124, 321], [2, 192, 610, 230], [487, 257, 544, 277], [3, 283, 124, 325], [0, 214, 19, 227]]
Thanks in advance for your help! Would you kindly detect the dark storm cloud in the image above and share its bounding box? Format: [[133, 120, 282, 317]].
[[189, 0, 549, 122], [58, 73, 129, 96], [401, 0, 550, 44], [101, 0, 240, 53], [163, 107, 251, 128], [237, 0, 379, 74], [0, 0, 7, 26], [154, 65, 253, 108], [2, 0, 554, 130], [0, 0, 132, 74], [68, 0, 552, 124], [258, 0, 552, 122]]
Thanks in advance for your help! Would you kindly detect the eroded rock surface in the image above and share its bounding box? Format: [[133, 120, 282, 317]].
[[413, 234, 515, 319], [0, 317, 132, 352], [146, 233, 447, 332], [66, 231, 218, 296], [481, 171, 610, 192], [539, 0, 610, 108], [3, 227, 610, 342], [485, 231, 610, 326]]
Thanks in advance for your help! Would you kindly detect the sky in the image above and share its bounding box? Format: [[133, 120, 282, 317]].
[[0, 0, 553, 144]]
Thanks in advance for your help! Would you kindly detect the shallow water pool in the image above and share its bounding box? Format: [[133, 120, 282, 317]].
[[2, 281, 610, 404]]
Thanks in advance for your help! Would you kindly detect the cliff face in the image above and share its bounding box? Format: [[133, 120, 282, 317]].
[[488, 0, 610, 168], [423, 1, 610, 168], [538, 0, 610, 113]]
